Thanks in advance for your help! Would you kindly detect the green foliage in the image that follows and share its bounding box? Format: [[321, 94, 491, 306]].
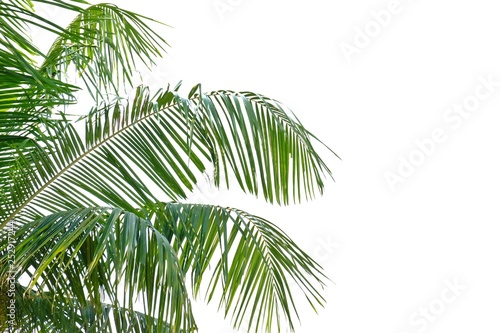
[[0, 1, 336, 332]]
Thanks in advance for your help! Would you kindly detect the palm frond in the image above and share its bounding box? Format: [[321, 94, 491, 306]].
[[0, 0, 80, 111], [152, 202, 328, 333], [0, 0, 168, 111], [1, 202, 327, 333], [0, 83, 335, 332], [39, 2, 169, 102], [1, 207, 196, 333], [1, 84, 333, 229]]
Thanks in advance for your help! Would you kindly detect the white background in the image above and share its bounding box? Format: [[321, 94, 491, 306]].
[[34, 0, 500, 332]]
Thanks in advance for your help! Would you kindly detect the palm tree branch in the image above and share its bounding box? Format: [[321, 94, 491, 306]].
[[1, 84, 335, 228], [150, 202, 328, 333], [1, 207, 197, 332]]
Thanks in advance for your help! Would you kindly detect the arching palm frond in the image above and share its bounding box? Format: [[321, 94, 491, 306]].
[[0, 0, 78, 111], [1, 0, 167, 111], [2, 207, 195, 332], [0, 84, 334, 332], [1, 0, 169, 214], [39, 1, 169, 102], [1, 202, 327, 332], [151, 202, 327, 332], [1, 1, 336, 331], [1, 84, 333, 227]]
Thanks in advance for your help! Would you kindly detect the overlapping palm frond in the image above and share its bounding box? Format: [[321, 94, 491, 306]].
[[1, 208, 195, 332], [39, 1, 168, 102], [1, 0, 169, 213], [0, 0, 80, 111], [1, 201, 327, 332], [1, 1, 336, 332], [0, 84, 334, 332], [1, 84, 333, 228], [152, 203, 327, 332], [1, 0, 167, 110]]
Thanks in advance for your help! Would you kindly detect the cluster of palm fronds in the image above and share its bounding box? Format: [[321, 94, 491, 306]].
[[0, 1, 336, 332]]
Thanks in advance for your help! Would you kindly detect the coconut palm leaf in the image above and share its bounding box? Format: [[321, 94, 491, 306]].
[[1, 0, 169, 210], [0, 0, 167, 111], [1, 84, 333, 229], [39, 1, 169, 102], [0, 83, 334, 332], [151, 202, 328, 332], [1, 1, 336, 332], [0, 0, 79, 110], [1, 201, 327, 333], [1, 207, 195, 332]]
